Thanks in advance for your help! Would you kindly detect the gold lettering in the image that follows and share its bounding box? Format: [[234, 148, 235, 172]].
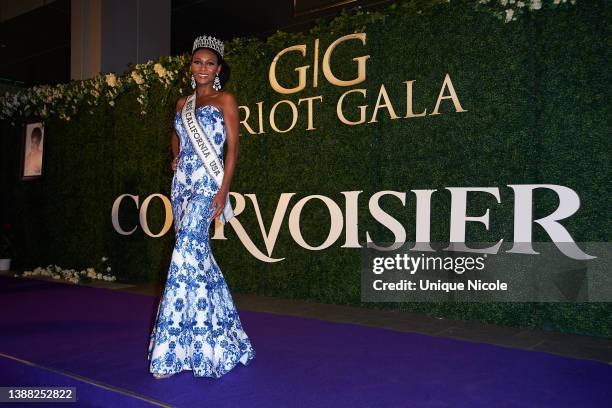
[[270, 99, 299, 133], [369, 84, 399, 123], [239, 106, 256, 135], [139, 194, 173, 238], [322, 33, 370, 87], [269, 44, 309, 94], [298, 96, 323, 130], [111, 194, 139, 235], [403, 80, 427, 118], [256, 101, 265, 134], [337, 89, 367, 125], [313, 39, 320, 88], [431, 74, 467, 115]]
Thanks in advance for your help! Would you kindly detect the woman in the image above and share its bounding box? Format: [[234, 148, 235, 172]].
[[148, 35, 256, 379]]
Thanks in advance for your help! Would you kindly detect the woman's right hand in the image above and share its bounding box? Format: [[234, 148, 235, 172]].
[[171, 156, 178, 171]]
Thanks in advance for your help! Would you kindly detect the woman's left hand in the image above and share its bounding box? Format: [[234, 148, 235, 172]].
[[209, 189, 228, 221]]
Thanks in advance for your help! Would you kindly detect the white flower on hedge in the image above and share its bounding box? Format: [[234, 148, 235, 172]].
[[530, 0, 542, 10], [102, 256, 108, 262], [96, 273, 102, 279], [105, 73, 117, 87], [106, 266, 111, 272], [53, 275, 60, 279], [154, 63, 167, 78], [505, 8, 514, 21], [517, 1, 525, 7], [131, 71, 144, 85]]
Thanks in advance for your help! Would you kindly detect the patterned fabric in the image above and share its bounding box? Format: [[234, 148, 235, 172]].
[[148, 104, 255, 378]]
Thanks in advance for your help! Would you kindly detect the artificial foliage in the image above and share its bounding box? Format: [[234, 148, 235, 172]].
[[1, 0, 610, 337]]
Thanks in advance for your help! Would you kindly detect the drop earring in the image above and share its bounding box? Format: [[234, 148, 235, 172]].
[[213, 74, 221, 91], [191, 75, 196, 89]]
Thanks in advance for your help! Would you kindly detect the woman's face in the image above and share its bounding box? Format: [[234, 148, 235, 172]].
[[191, 48, 221, 88]]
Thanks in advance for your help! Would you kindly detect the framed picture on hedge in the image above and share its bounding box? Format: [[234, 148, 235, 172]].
[[22, 120, 45, 180]]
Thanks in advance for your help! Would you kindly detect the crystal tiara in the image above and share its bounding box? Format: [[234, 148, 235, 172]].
[[192, 35, 224, 58]]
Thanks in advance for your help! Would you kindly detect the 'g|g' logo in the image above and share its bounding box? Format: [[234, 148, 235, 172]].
[[111, 194, 173, 237], [268, 33, 370, 94]]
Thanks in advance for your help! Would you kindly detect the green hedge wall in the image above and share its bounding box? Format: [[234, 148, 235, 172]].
[[2, 0, 610, 337]]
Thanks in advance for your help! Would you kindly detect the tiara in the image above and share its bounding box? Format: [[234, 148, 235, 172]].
[[192, 35, 224, 57]]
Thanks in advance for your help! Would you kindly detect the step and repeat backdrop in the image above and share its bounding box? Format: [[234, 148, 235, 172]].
[[5, 1, 610, 335]]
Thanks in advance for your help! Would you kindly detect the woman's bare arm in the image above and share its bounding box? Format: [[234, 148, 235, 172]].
[[219, 92, 239, 194], [171, 96, 187, 171], [172, 130, 179, 158]]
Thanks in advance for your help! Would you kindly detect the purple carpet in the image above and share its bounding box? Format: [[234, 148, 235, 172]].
[[0, 358, 157, 407], [0, 276, 610, 407]]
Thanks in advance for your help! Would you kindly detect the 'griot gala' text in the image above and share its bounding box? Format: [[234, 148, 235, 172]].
[[239, 33, 466, 134]]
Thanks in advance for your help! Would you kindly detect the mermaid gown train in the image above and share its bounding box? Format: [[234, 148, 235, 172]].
[[148, 104, 255, 378]]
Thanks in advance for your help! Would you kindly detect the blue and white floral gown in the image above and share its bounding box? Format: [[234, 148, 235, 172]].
[[148, 104, 255, 378]]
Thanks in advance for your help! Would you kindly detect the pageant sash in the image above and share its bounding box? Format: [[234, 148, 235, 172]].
[[181, 93, 233, 224]]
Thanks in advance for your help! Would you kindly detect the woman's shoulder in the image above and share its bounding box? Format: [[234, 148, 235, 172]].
[[218, 91, 237, 108]]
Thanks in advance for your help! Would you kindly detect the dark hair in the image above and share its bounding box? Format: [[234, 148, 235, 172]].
[[31, 127, 42, 144], [192, 47, 231, 88]]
